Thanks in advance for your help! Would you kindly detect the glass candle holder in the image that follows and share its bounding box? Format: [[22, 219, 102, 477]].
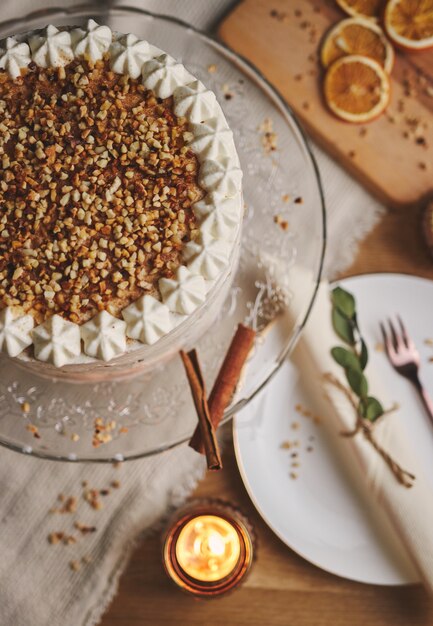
[[163, 499, 255, 597]]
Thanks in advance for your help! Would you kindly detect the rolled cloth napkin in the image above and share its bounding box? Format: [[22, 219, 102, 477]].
[[288, 274, 433, 592]]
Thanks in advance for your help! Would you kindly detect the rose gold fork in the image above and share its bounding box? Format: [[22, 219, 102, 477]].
[[380, 316, 433, 426]]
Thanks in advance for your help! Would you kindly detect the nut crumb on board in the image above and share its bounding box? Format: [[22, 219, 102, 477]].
[[270, 9, 288, 22]]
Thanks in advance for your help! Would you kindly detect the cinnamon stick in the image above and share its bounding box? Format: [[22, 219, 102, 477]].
[[180, 349, 222, 471], [189, 324, 256, 454]]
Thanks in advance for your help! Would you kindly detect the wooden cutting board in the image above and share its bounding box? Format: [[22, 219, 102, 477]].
[[219, 0, 433, 208]]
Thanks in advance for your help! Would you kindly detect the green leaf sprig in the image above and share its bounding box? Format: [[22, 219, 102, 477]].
[[330, 287, 384, 423]]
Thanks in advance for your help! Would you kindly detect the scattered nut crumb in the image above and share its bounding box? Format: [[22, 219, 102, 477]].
[[61, 497, 78, 514], [92, 417, 116, 447], [62, 534, 77, 546], [69, 560, 81, 572], [25, 424, 41, 438], [259, 118, 277, 153], [48, 532, 64, 545], [222, 84, 233, 100], [74, 521, 97, 535], [83, 489, 103, 510], [273, 214, 289, 231], [48, 532, 76, 546]]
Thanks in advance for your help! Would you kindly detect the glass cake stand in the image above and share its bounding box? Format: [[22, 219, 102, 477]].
[[0, 6, 326, 462]]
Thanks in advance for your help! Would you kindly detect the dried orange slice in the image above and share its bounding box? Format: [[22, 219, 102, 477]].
[[321, 18, 394, 73], [324, 55, 390, 122], [384, 0, 433, 51], [335, 0, 384, 20]]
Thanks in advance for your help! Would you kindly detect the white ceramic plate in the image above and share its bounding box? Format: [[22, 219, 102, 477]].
[[234, 273, 433, 586]]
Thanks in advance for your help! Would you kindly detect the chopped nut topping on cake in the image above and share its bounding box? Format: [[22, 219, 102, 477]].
[[0, 57, 203, 324]]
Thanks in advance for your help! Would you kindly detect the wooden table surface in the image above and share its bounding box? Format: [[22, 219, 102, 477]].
[[101, 207, 433, 625]]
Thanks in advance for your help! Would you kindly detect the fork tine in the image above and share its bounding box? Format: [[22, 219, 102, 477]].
[[397, 315, 409, 348], [380, 322, 392, 356], [387, 318, 403, 351]]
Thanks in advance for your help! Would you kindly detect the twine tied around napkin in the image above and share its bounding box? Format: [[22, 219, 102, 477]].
[[323, 372, 416, 488]]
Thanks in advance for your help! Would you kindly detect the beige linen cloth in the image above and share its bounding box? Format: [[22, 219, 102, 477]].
[[0, 1, 388, 625], [288, 275, 433, 592]]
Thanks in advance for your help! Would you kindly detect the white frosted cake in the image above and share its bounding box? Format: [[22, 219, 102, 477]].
[[0, 21, 243, 381]]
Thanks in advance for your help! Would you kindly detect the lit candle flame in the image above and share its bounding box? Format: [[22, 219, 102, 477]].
[[175, 515, 241, 582]]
